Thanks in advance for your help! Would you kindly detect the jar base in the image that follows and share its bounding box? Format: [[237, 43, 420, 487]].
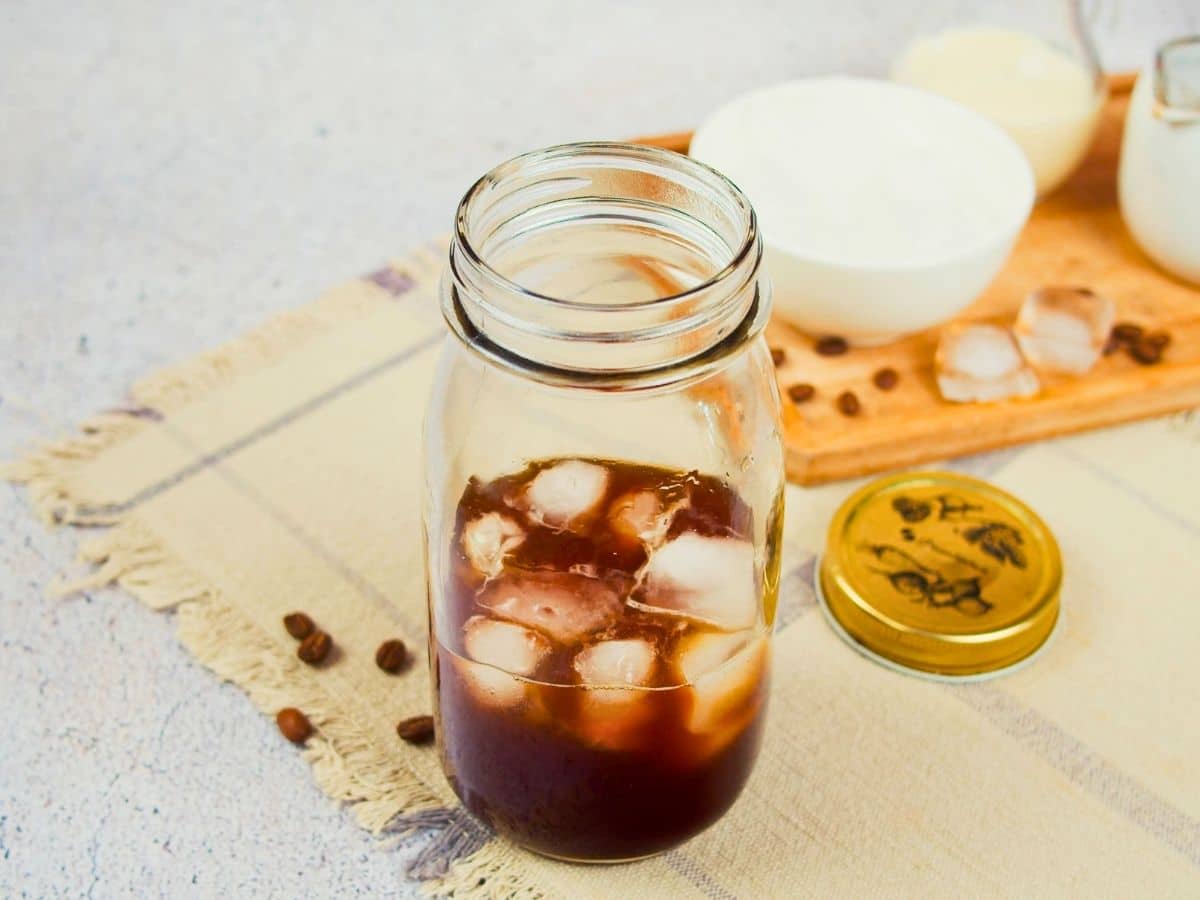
[[522, 847, 668, 865]]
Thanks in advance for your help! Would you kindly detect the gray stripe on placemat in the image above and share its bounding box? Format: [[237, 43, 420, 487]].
[[775, 552, 818, 631], [367, 266, 417, 297], [179, 440, 426, 636], [391, 809, 742, 897], [800, 531, 1200, 870], [74, 329, 443, 520], [390, 811, 741, 896], [665, 850, 738, 900], [948, 683, 1200, 869], [389, 807, 492, 881], [1051, 444, 1200, 539]]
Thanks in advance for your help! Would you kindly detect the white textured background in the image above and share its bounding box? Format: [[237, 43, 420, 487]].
[[3, 2, 1197, 896]]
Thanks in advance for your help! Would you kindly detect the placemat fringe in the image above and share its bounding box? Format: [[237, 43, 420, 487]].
[[52, 519, 210, 608], [51, 514, 448, 835], [1, 413, 146, 526], [428, 840, 548, 900], [1, 276, 397, 527], [177, 597, 445, 833]]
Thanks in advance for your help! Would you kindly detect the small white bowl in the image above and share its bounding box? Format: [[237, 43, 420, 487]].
[[691, 77, 1035, 345]]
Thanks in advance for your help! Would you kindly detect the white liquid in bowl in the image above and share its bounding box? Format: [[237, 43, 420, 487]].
[[690, 77, 1034, 343]]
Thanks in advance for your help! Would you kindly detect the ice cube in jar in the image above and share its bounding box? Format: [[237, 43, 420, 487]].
[[676, 631, 769, 758], [1014, 286, 1115, 375], [461, 512, 525, 578], [463, 615, 550, 675], [571, 638, 659, 750], [936, 323, 1040, 403], [517, 459, 610, 530], [634, 533, 758, 631], [458, 615, 551, 708], [574, 639, 658, 687], [477, 571, 623, 644], [607, 488, 688, 549]]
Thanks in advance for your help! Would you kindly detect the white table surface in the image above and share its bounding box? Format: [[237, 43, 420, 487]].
[[3, 2, 1197, 896]]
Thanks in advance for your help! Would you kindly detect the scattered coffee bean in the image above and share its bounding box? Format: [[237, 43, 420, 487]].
[[787, 383, 816, 404], [1143, 330, 1171, 351], [283, 612, 315, 640], [396, 715, 435, 745], [814, 335, 849, 356], [375, 639, 409, 673], [1111, 322, 1144, 345], [297, 630, 333, 665], [1129, 338, 1164, 366], [276, 707, 312, 743], [836, 391, 861, 417], [770, 347, 786, 366], [1102, 333, 1122, 356], [872, 367, 899, 391]]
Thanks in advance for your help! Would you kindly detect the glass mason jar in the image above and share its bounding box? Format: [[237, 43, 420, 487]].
[[422, 143, 784, 862]]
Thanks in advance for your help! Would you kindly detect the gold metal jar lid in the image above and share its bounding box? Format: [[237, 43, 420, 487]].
[[818, 472, 1061, 680]]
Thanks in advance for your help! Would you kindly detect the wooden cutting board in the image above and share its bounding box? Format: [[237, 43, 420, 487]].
[[635, 73, 1200, 485]]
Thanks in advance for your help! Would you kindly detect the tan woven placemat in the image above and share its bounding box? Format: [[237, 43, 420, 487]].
[[6, 242, 1200, 898]]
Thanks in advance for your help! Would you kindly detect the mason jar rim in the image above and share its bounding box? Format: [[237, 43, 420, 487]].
[[442, 141, 769, 386], [452, 141, 759, 315]]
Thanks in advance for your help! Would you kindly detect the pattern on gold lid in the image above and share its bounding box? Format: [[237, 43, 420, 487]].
[[821, 472, 1061, 678]]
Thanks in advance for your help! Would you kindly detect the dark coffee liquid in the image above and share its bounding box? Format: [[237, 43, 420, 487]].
[[433, 458, 770, 861]]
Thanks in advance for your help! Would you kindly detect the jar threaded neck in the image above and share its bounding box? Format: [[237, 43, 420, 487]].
[[443, 142, 767, 388]]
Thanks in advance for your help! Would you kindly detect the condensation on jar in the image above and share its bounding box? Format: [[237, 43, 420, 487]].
[[423, 143, 785, 862]]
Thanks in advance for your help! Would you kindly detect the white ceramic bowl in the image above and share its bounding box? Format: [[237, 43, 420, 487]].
[[691, 77, 1035, 345]]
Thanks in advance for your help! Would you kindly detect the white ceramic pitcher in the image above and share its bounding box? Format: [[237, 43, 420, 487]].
[[1119, 36, 1200, 285]]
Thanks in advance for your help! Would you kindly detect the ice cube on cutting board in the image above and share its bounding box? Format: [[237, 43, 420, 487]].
[[936, 323, 1040, 403], [1014, 285, 1115, 375]]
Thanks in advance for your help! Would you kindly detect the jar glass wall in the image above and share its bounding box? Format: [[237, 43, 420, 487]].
[[422, 143, 784, 861]]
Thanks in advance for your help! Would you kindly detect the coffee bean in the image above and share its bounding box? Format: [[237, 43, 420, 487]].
[[396, 715, 435, 745], [836, 391, 861, 416], [1143, 330, 1171, 351], [297, 630, 332, 665], [787, 383, 816, 404], [1102, 334, 1121, 356], [814, 336, 849, 356], [282, 612, 315, 640], [770, 347, 786, 366], [1129, 339, 1163, 366], [276, 707, 312, 743], [872, 368, 899, 391], [1111, 322, 1144, 345], [375, 639, 409, 673]]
